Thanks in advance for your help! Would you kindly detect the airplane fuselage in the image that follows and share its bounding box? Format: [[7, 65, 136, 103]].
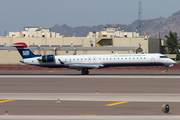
[[22, 53, 175, 69]]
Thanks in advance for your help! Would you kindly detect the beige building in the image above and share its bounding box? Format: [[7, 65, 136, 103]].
[[0, 26, 171, 64]]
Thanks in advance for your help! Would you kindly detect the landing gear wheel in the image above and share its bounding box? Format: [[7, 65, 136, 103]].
[[81, 70, 86, 75], [81, 69, 89, 75], [85, 70, 89, 75]]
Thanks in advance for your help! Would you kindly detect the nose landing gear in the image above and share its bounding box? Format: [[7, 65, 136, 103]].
[[81, 69, 89, 75], [165, 66, 168, 72]]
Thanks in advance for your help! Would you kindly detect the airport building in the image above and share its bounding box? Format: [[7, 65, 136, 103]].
[[0, 26, 173, 64]]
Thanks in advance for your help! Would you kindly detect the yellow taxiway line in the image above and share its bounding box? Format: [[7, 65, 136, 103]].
[[0, 99, 14, 103], [105, 101, 129, 106]]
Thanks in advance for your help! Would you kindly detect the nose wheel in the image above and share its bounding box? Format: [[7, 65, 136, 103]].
[[81, 69, 89, 75]]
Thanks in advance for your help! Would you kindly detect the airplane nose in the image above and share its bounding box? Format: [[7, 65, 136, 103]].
[[171, 59, 176, 64]]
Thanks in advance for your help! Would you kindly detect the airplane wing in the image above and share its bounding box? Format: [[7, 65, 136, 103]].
[[68, 64, 104, 69]]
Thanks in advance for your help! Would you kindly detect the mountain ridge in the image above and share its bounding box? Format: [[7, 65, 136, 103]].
[[51, 10, 180, 38]]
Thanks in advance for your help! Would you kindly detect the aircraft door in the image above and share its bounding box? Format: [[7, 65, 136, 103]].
[[151, 57, 155, 64], [166, 59, 168, 65]]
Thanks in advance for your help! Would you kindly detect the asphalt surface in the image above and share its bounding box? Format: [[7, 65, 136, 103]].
[[1, 69, 180, 120], [0, 100, 179, 115], [0, 78, 180, 93]]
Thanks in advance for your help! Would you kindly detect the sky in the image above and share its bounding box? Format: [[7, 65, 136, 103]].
[[0, 0, 180, 35]]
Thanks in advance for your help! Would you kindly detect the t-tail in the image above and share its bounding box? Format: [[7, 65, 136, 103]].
[[7, 42, 41, 59]]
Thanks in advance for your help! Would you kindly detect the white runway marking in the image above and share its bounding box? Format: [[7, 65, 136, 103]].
[[1, 93, 180, 102], [1, 75, 180, 78]]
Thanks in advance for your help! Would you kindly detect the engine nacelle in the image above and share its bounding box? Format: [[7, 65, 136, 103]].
[[38, 55, 55, 62]]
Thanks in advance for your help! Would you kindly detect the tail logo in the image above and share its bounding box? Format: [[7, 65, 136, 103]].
[[23, 51, 29, 56]]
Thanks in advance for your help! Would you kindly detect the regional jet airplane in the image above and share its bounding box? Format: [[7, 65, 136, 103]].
[[7, 42, 176, 75]]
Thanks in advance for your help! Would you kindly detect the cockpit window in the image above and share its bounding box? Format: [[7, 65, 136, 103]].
[[160, 56, 168, 58]]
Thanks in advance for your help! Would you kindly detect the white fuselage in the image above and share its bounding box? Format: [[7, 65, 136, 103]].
[[22, 53, 176, 68]]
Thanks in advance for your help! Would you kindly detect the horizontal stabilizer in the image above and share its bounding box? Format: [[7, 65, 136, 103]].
[[6, 45, 25, 47], [6, 42, 28, 48]]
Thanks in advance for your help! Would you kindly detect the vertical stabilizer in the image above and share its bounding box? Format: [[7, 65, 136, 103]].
[[7, 42, 41, 59]]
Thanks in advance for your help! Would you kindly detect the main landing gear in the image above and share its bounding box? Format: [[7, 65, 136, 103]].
[[165, 65, 168, 72], [81, 69, 89, 75]]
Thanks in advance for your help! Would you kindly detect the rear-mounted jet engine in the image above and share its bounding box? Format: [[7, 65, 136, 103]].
[[38, 55, 55, 62]]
